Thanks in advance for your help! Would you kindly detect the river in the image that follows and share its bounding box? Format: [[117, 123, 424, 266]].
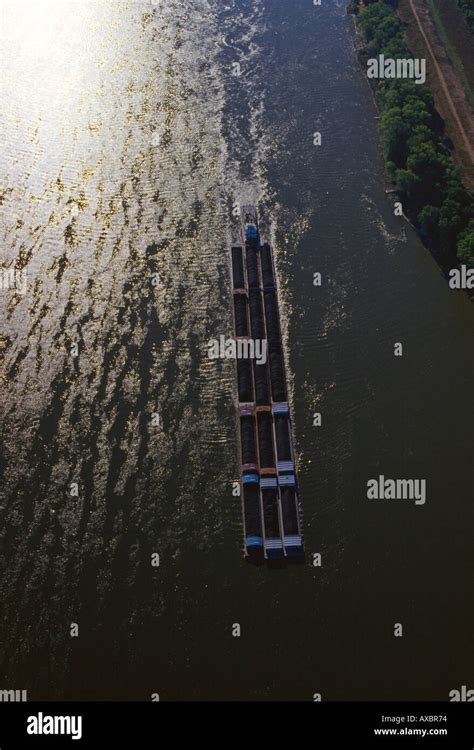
[[0, 0, 472, 700]]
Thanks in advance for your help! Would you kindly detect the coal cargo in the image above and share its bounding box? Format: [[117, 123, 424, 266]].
[[262, 488, 281, 539], [240, 415, 258, 465], [269, 344, 287, 402], [253, 360, 270, 406], [260, 243, 275, 287], [237, 358, 253, 403], [243, 484, 263, 539], [245, 242, 260, 288], [263, 289, 281, 343], [233, 294, 249, 337], [231, 245, 245, 289], [248, 288, 266, 340], [257, 412, 275, 469], [275, 414, 292, 461]]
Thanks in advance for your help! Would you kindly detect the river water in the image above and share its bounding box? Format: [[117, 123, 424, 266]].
[[0, 0, 472, 700]]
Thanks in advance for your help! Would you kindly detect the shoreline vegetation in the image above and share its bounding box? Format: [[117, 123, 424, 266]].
[[455, 0, 474, 34], [348, 0, 474, 276]]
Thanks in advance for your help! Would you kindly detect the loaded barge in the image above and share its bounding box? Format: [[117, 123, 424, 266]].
[[230, 207, 304, 562]]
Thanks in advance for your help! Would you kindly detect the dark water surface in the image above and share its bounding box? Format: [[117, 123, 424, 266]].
[[1, 0, 472, 700]]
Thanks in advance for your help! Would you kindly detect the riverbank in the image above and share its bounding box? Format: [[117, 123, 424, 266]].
[[349, 0, 474, 278], [398, 0, 474, 183], [426, 0, 474, 105]]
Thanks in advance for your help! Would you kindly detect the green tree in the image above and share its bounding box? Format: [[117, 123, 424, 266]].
[[402, 99, 432, 130], [396, 169, 420, 197], [418, 205, 440, 233], [407, 125, 433, 151], [357, 0, 474, 269], [380, 106, 407, 165], [457, 220, 474, 267]]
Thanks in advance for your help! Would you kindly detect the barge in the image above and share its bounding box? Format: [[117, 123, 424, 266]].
[[230, 207, 304, 562]]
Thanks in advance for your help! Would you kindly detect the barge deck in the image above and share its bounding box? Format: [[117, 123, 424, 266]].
[[230, 207, 304, 563]]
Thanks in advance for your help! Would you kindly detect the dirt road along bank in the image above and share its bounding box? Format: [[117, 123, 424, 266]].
[[398, 0, 474, 189]]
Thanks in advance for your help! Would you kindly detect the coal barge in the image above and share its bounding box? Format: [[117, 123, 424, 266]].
[[230, 206, 304, 562]]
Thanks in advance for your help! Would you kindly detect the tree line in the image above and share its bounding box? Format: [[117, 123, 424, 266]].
[[350, 0, 474, 269], [456, 0, 474, 34]]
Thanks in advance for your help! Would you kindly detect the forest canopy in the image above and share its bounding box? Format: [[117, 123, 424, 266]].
[[352, 0, 474, 268]]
